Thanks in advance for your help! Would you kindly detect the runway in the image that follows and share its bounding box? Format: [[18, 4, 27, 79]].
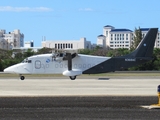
[[0, 77, 159, 96], [0, 76, 160, 119]]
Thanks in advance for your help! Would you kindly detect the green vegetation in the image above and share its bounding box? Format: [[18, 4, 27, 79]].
[[130, 27, 142, 50]]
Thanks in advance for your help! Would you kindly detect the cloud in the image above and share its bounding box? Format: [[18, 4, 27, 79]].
[[79, 8, 94, 12], [0, 6, 53, 12]]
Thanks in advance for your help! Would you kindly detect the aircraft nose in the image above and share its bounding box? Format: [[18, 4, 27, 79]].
[[4, 63, 32, 74], [4, 66, 16, 73]]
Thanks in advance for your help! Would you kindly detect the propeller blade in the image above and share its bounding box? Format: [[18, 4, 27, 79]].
[[66, 53, 72, 71]]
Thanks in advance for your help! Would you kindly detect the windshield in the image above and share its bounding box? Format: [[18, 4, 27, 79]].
[[22, 58, 32, 63]]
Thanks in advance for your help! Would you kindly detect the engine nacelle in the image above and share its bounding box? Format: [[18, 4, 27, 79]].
[[63, 69, 82, 76]]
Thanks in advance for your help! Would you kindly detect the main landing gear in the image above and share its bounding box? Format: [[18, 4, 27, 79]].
[[20, 75, 25, 80], [69, 76, 76, 80]]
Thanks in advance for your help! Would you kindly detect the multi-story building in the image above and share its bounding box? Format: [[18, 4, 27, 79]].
[[97, 25, 160, 49], [0, 29, 24, 50], [41, 37, 92, 50]]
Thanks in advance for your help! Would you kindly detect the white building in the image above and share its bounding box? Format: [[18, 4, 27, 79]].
[[41, 37, 92, 50], [0, 29, 24, 50], [24, 40, 34, 47], [97, 25, 160, 49]]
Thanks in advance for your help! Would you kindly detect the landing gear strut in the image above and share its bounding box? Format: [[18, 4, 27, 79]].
[[69, 76, 76, 80]]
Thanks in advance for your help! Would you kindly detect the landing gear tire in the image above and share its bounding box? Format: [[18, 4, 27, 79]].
[[20, 76, 25, 80], [70, 76, 76, 80]]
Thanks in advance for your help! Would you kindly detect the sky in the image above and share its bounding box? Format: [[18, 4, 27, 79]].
[[0, 0, 160, 47]]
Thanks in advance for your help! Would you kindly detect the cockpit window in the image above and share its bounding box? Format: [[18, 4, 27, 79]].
[[22, 58, 32, 63], [28, 60, 32, 63]]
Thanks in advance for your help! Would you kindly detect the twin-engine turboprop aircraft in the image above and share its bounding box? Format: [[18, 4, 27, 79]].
[[4, 28, 158, 80]]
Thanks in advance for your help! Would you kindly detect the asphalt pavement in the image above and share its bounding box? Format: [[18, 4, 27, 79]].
[[0, 96, 159, 120]]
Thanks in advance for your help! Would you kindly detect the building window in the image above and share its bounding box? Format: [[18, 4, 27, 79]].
[[61, 44, 62, 49], [106, 31, 108, 37], [71, 44, 73, 48], [58, 44, 60, 49], [55, 44, 57, 49], [68, 44, 70, 48], [66, 44, 67, 48], [63, 44, 65, 49]]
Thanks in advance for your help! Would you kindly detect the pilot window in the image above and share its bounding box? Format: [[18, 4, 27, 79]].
[[22, 58, 32, 63], [28, 60, 32, 63]]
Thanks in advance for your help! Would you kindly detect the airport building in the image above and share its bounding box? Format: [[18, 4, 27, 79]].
[[41, 37, 93, 49], [97, 25, 160, 49], [0, 29, 24, 50]]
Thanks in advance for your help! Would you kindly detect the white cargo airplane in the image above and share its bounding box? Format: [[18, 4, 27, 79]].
[[4, 28, 158, 80]]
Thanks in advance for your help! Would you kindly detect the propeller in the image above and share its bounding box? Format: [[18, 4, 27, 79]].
[[66, 53, 72, 71], [63, 53, 77, 71]]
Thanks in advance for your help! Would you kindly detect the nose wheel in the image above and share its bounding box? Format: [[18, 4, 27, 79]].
[[20, 76, 25, 80]]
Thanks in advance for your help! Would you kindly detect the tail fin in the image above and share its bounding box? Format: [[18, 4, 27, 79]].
[[126, 28, 158, 58]]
